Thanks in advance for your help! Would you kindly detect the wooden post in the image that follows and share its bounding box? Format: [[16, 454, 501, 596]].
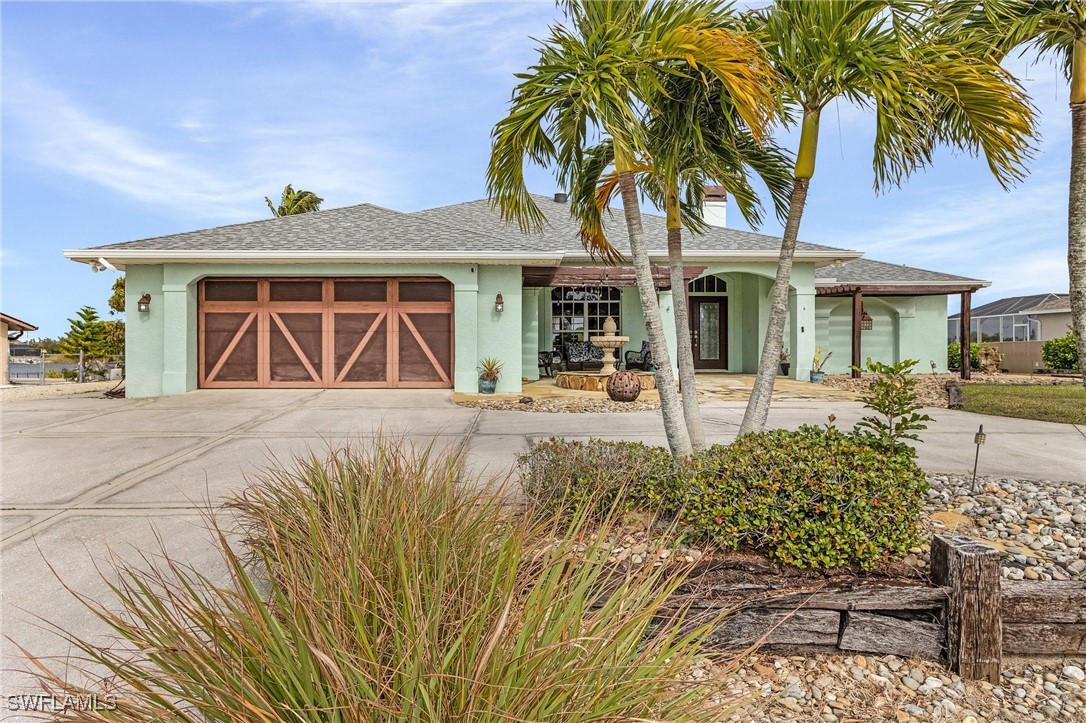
[[851, 291, 863, 379], [959, 291, 972, 381], [930, 535, 1001, 682]]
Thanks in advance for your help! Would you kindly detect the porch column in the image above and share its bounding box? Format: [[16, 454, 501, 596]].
[[454, 284, 479, 393], [657, 290, 679, 376], [160, 283, 198, 395], [521, 287, 540, 381], [960, 290, 972, 381], [851, 291, 863, 379]]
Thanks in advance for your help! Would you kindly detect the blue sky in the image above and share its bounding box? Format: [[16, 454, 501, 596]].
[[1, 1, 1071, 338]]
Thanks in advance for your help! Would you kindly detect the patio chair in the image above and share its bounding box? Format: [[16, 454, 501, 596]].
[[624, 340, 652, 371], [562, 340, 604, 372], [538, 350, 563, 377]]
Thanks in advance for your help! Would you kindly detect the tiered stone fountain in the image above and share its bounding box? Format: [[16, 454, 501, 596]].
[[590, 317, 628, 375]]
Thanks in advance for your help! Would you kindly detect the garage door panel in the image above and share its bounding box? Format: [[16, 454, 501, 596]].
[[398, 312, 451, 384], [203, 312, 259, 383], [200, 278, 453, 389], [269, 313, 323, 384], [335, 313, 388, 384]]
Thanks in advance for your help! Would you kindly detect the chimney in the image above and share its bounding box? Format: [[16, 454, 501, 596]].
[[703, 185, 727, 228], [553, 191, 568, 203]]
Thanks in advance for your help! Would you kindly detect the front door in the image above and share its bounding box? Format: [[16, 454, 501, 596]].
[[690, 297, 727, 370]]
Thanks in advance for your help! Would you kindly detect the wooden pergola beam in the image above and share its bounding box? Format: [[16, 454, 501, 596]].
[[817, 284, 986, 297], [852, 291, 863, 379], [523, 265, 707, 290], [960, 290, 972, 381]]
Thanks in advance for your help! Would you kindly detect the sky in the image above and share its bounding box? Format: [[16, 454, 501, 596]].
[[1, 1, 1073, 339]]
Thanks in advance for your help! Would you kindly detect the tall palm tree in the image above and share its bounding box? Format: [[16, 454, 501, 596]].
[[737, 0, 1037, 436], [265, 184, 324, 217], [488, 0, 778, 457], [934, 0, 1086, 386], [569, 76, 793, 452]]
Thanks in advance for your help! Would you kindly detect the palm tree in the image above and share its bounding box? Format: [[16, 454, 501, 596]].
[[569, 75, 793, 452], [737, 0, 1037, 436], [488, 0, 778, 457], [934, 0, 1086, 387], [265, 184, 324, 217]]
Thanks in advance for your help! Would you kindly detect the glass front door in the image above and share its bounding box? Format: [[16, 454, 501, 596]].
[[690, 297, 728, 370]]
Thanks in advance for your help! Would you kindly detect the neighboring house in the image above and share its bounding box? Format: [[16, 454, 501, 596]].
[[1, 312, 38, 385], [948, 293, 1072, 373], [64, 193, 987, 397]]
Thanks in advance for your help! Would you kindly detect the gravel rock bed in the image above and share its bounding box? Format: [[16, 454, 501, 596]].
[[706, 653, 1086, 722], [458, 395, 661, 413], [925, 474, 1086, 582]]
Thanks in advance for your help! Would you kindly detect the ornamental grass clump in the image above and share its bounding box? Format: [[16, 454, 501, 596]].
[[27, 438, 731, 721]]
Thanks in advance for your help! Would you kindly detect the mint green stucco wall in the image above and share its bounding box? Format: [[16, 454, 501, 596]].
[[121, 262, 520, 397], [815, 294, 949, 374], [124, 265, 165, 397]]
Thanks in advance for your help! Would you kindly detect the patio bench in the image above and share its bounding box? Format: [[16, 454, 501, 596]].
[[562, 341, 604, 372]]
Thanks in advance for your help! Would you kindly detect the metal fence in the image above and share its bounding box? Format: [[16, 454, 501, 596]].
[[7, 351, 124, 385]]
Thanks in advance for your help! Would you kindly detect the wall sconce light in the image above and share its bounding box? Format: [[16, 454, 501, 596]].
[[860, 308, 873, 330], [495, 293, 504, 313], [137, 294, 152, 313]]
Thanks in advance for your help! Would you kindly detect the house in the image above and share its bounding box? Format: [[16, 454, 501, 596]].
[[948, 292, 1071, 373], [63, 193, 987, 397], [1, 312, 38, 385]]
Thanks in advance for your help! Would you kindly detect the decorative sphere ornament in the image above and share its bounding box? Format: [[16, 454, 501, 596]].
[[606, 370, 641, 402]]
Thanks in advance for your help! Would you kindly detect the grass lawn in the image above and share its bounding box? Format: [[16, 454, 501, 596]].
[[963, 384, 1086, 425]]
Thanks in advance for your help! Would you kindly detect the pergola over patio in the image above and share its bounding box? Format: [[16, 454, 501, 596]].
[[522, 265, 707, 289], [816, 281, 986, 379]]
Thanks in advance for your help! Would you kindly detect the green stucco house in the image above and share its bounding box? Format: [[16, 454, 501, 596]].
[[65, 193, 987, 397]]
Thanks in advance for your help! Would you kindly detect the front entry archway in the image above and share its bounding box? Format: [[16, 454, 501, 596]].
[[688, 275, 729, 370]]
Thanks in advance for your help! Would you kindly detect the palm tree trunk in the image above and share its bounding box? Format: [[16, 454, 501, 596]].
[[739, 177, 810, 436], [618, 171, 693, 457], [665, 184, 706, 451], [1069, 37, 1086, 389]]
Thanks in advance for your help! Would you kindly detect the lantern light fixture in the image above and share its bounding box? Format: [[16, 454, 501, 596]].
[[860, 308, 873, 331], [137, 294, 152, 313], [495, 293, 504, 313]]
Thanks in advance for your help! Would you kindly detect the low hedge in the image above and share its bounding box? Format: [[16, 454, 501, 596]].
[[518, 427, 927, 570]]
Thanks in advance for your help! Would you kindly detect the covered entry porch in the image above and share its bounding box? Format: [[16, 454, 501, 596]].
[[519, 263, 818, 382]]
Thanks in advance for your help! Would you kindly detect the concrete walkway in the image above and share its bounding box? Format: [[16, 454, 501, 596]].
[[2, 389, 1084, 708]]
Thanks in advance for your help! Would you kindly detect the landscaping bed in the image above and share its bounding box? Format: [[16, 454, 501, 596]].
[[821, 372, 1080, 409]]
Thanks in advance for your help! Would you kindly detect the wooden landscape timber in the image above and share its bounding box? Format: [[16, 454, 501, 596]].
[[664, 536, 1086, 681]]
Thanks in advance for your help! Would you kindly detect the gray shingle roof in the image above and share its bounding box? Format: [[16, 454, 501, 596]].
[[85, 203, 535, 254], [1022, 294, 1070, 313], [816, 258, 985, 287], [414, 194, 855, 255], [949, 292, 1067, 319]]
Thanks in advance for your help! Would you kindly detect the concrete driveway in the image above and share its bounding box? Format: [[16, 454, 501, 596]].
[[2, 389, 1084, 712]]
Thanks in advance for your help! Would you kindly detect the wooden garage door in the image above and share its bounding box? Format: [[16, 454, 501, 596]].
[[199, 278, 453, 388]]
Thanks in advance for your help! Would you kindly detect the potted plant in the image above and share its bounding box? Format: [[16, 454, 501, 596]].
[[810, 346, 832, 383], [478, 357, 502, 394], [779, 348, 791, 377]]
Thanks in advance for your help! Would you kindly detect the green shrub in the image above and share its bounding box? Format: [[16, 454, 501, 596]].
[[29, 439, 731, 721], [852, 359, 932, 456], [947, 341, 986, 370], [1042, 330, 1079, 370], [517, 437, 677, 516], [679, 427, 927, 569]]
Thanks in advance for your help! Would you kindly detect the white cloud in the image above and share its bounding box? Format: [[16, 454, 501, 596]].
[[2, 72, 408, 222]]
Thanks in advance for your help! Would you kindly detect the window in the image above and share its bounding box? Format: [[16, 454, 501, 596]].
[[551, 286, 621, 349], [688, 276, 727, 294]]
